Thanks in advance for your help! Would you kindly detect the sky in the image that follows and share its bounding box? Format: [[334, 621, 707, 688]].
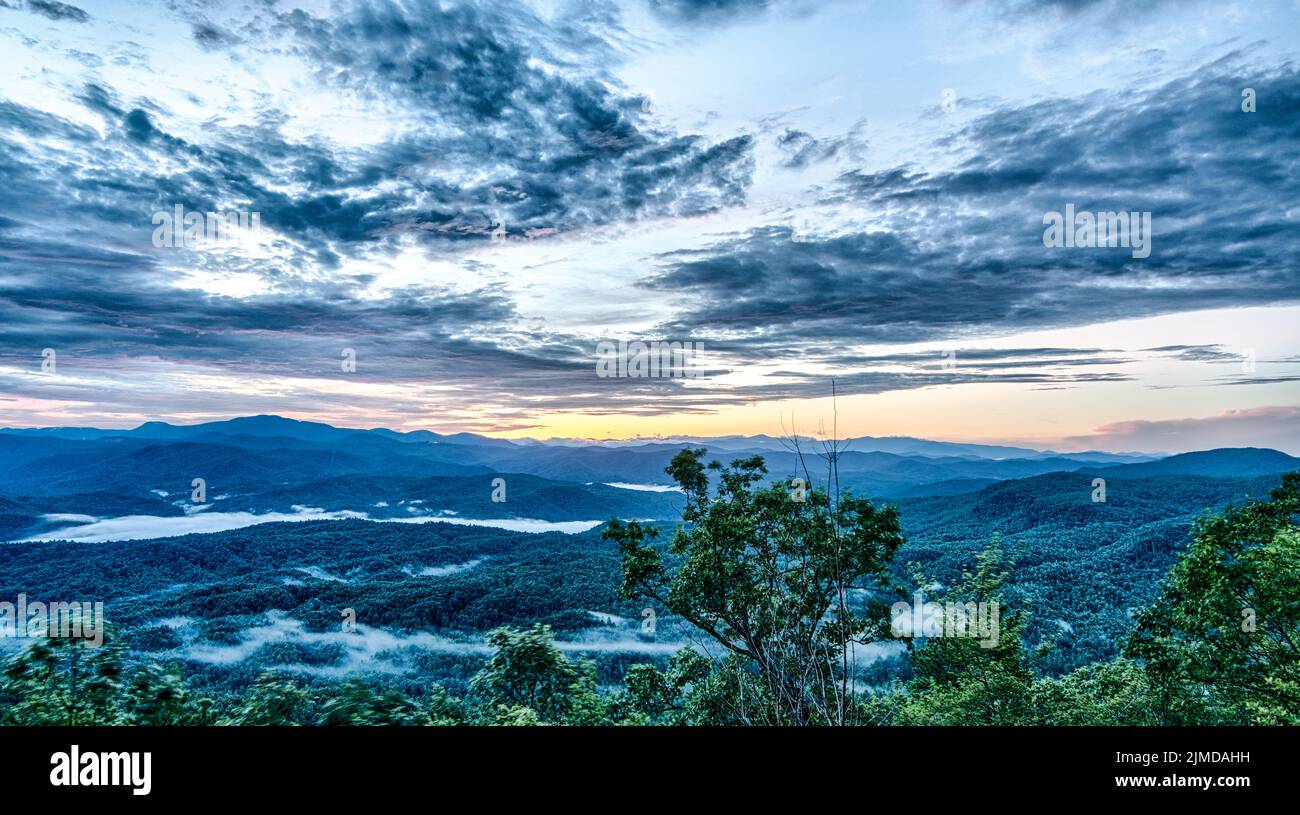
[[0, 0, 1297, 452]]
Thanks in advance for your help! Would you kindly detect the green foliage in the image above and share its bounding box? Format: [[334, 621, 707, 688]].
[[0, 624, 219, 725], [1, 627, 126, 725], [125, 662, 211, 725], [1126, 471, 1300, 724], [607, 448, 905, 725], [224, 672, 314, 726], [2, 620, 590, 726], [609, 649, 712, 725], [469, 623, 609, 725], [1, 461, 1294, 727], [470, 623, 572, 720], [895, 472, 1284, 674], [318, 678, 431, 725], [0, 521, 646, 636], [489, 705, 546, 726], [610, 648, 824, 726], [425, 685, 466, 726], [893, 544, 1034, 725], [1029, 659, 1162, 725], [561, 660, 608, 726]]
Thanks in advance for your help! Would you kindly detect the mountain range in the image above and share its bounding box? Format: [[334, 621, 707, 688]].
[[1, 415, 1297, 543]]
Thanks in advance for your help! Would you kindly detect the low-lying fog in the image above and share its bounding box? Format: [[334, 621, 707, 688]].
[[162, 611, 693, 677], [19, 508, 602, 542]]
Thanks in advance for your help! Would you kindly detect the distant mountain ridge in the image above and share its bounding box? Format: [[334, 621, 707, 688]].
[[1083, 447, 1300, 479], [1, 416, 1296, 543], [1, 414, 1151, 461]]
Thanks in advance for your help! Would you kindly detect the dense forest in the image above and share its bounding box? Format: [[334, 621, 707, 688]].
[[1, 449, 1296, 725]]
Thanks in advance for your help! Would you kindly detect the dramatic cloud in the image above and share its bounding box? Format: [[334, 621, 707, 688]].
[[0, 0, 1295, 441], [277, 0, 754, 243], [0, 0, 761, 424], [26, 0, 89, 23], [643, 56, 1300, 355], [647, 0, 772, 25]]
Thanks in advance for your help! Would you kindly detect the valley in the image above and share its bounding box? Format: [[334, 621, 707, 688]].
[[2, 415, 1294, 699]]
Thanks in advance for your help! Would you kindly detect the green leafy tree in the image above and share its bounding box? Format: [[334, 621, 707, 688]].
[[489, 705, 546, 726], [1, 623, 126, 725], [124, 662, 210, 725], [425, 685, 466, 726], [318, 678, 432, 726], [1029, 658, 1162, 725], [611, 649, 712, 725], [1127, 472, 1300, 724], [895, 545, 1034, 725], [225, 672, 313, 725], [563, 659, 610, 726], [614, 650, 785, 726], [606, 448, 905, 725], [470, 623, 606, 724]]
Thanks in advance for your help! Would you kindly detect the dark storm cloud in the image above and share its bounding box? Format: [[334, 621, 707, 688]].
[[25, 0, 89, 23], [775, 127, 866, 169], [1210, 376, 1300, 386], [0, 233, 526, 391], [494, 361, 1135, 415], [276, 0, 754, 242], [480, 343, 1139, 414], [0, 0, 759, 417], [3, 0, 755, 267], [641, 56, 1300, 359], [647, 0, 770, 25], [0, 88, 569, 413], [718, 344, 1132, 369], [750, 368, 1132, 401], [191, 22, 240, 51]]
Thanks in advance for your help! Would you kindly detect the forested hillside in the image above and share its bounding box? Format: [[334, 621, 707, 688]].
[[3, 447, 1295, 725]]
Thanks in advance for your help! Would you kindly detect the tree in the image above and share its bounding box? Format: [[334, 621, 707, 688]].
[[470, 623, 606, 724], [425, 685, 466, 726], [1126, 471, 1300, 724], [1, 622, 126, 725], [124, 662, 210, 725], [893, 544, 1034, 725], [1030, 659, 1162, 725], [318, 678, 432, 726], [225, 672, 313, 725], [611, 649, 713, 725], [0, 620, 221, 726], [605, 448, 904, 725], [562, 659, 609, 726]]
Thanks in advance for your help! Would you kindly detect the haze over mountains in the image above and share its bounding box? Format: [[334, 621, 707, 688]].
[[1, 413, 1154, 458], [2, 414, 1298, 544], [1, 413, 1296, 687]]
